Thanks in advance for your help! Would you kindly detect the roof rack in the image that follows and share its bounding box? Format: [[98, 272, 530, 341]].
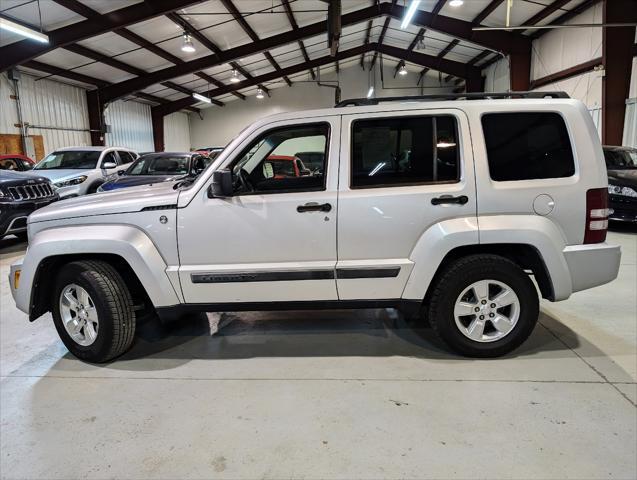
[[335, 91, 570, 107]]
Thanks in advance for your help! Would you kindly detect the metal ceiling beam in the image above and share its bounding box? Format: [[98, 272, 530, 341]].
[[438, 38, 460, 58], [0, 0, 204, 72], [368, 16, 391, 70], [219, 0, 292, 86], [431, 0, 448, 16], [360, 20, 373, 69], [155, 42, 481, 116], [152, 43, 376, 116], [99, 1, 529, 102], [531, 0, 602, 39], [522, 0, 573, 28], [472, 0, 505, 25], [281, 0, 316, 80], [100, 3, 382, 102], [417, 68, 430, 85], [163, 13, 246, 100], [407, 28, 426, 52], [385, 2, 530, 54], [21, 60, 199, 113], [22, 60, 110, 88], [467, 49, 492, 66]]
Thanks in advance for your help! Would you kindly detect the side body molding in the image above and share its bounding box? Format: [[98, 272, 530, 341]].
[[402, 217, 479, 300], [14, 225, 181, 315]]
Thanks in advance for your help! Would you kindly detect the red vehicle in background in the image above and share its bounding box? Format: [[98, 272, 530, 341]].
[[266, 155, 311, 178], [0, 154, 35, 172]]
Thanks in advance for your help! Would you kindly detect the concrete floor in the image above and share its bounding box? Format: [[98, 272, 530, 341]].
[[1, 227, 635, 480]]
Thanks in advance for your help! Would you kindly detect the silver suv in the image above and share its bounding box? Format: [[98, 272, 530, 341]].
[[30, 146, 137, 199], [9, 93, 621, 362]]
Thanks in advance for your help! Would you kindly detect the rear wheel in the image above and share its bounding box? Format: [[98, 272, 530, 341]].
[[52, 260, 136, 362], [427, 254, 539, 357]]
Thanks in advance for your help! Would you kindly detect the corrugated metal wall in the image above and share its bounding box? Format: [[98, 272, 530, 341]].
[[1, 72, 90, 154], [164, 112, 191, 152], [104, 100, 154, 153]]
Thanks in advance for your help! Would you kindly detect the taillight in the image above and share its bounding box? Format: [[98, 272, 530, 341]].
[[584, 188, 609, 244]]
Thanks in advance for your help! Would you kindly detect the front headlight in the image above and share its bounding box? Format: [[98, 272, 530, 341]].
[[608, 184, 637, 198], [54, 175, 87, 188]]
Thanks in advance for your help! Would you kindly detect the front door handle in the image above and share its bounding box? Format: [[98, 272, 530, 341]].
[[297, 202, 332, 213], [431, 195, 469, 206]]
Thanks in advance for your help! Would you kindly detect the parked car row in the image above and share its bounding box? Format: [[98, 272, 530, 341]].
[[1, 146, 221, 240]]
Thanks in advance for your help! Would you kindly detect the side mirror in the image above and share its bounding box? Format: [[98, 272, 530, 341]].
[[102, 161, 117, 169], [208, 168, 233, 198], [117, 170, 125, 176]]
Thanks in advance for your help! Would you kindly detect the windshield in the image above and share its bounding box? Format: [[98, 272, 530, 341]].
[[127, 154, 191, 175], [604, 148, 637, 169], [35, 151, 101, 170]]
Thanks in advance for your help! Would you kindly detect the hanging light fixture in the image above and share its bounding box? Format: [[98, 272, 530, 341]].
[[192, 92, 212, 103], [230, 69, 241, 83], [449, 0, 464, 7], [181, 32, 195, 53], [0, 16, 48, 43], [415, 37, 426, 51], [256, 88, 265, 99], [398, 63, 408, 76]]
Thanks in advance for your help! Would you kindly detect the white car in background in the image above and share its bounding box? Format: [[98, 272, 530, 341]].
[[30, 147, 137, 199]]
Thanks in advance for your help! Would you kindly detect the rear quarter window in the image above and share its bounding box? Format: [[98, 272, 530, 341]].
[[481, 112, 575, 181]]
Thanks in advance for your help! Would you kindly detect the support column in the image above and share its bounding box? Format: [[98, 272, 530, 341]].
[[466, 71, 483, 93], [509, 47, 531, 91], [86, 90, 105, 146], [152, 108, 165, 152], [601, 0, 636, 145]]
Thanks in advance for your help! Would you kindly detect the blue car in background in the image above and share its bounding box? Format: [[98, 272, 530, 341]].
[[98, 152, 212, 192]]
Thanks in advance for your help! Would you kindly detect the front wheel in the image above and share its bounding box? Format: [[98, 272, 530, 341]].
[[427, 254, 539, 357], [52, 260, 136, 362]]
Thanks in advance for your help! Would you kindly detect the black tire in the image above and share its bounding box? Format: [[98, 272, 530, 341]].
[[427, 254, 539, 358], [13, 231, 28, 242], [52, 260, 136, 363], [86, 182, 102, 194]]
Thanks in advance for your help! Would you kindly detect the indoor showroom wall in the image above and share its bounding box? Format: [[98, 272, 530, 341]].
[[530, 0, 604, 131], [189, 62, 455, 148], [0, 72, 91, 155], [104, 99, 154, 153], [164, 112, 191, 152]]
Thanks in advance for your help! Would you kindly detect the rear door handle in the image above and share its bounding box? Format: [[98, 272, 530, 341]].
[[431, 195, 469, 206], [297, 202, 332, 213]]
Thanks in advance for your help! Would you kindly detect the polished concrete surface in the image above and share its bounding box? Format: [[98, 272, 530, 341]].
[[1, 227, 635, 479]]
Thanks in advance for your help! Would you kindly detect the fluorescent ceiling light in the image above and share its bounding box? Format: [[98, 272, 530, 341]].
[[366, 86, 374, 98], [401, 0, 421, 29], [0, 17, 48, 43], [437, 142, 457, 148], [256, 88, 264, 99], [181, 32, 195, 53], [230, 69, 241, 83], [398, 64, 408, 76], [192, 92, 212, 103], [449, 0, 464, 7]]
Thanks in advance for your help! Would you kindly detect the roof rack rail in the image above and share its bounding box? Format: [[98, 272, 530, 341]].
[[335, 91, 570, 107]]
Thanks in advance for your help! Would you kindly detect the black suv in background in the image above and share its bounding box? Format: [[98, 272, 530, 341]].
[[0, 170, 58, 241], [603, 145, 637, 223]]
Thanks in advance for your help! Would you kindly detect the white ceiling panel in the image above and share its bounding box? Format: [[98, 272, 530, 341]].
[[17, 66, 93, 89], [74, 62, 135, 83], [79, 0, 144, 14], [76, 32, 139, 56], [115, 49, 173, 72], [34, 49, 91, 70], [124, 15, 181, 44]]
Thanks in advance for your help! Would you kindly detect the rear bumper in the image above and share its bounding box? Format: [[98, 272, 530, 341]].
[[563, 242, 621, 293]]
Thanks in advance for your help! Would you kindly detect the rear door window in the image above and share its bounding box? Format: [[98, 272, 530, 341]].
[[350, 115, 460, 188], [481, 112, 575, 181]]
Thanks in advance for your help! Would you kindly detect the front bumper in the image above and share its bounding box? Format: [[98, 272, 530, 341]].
[[609, 195, 637, 223], [9, 257, 23, 308], [1, 196, 57, 237], [54, 184, 82, 199], [563, 242, 621, 293]]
